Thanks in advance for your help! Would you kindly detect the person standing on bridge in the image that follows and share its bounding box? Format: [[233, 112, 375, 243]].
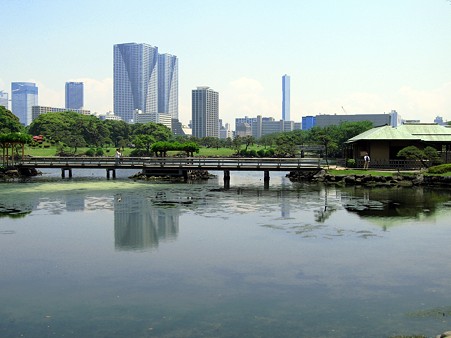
[[115, 148, 122, 166]]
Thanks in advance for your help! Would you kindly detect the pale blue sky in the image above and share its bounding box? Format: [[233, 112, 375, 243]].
[[1, 0, 451, 126]]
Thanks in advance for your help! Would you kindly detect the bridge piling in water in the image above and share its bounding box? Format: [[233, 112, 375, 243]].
[[61, 168, 72, 179], [223, 170, 230, 189], [106, 168, 116, 179], [264, 170, 270, 189]]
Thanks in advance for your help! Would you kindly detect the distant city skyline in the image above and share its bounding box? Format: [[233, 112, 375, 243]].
[[1, 1, 450, 126]]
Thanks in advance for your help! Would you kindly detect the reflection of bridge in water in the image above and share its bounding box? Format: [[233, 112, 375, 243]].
[[18, 156, 324, 187]]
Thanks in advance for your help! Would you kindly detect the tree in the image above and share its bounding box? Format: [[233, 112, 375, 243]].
[[133, 134, 156, 155], [104, 120, 130, 147], [131, 122, 171, 141], [274, 134, 297, 157], [232, 136, 242, 155], [308, 126, 340, 166], [28, 111, 110, 147], [397, 145, 441, 168], [242, 135, 255, 152], [0, 106, 25, 134]]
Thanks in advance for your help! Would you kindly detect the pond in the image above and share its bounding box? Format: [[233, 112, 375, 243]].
[[1, 169, 451, 337]]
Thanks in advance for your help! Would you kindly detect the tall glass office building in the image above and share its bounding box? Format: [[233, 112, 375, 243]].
[[282, 74, 290, 121], [158, 53, 178, 119], [114, 43, 159, 122], [65, 82, 84, 110], [11, 82, 38, 126], [192, 87, 219, 138]]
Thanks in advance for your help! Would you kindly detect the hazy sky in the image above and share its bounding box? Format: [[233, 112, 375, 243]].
[[1, 0, 451, 126]]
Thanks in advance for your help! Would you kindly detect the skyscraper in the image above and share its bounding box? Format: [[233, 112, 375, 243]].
[[158, 53, 178, 119], [11, 82, 38, 126], [114, 43, 159, 122], [0, 90, 8, 110], [65, 82, 84, 110], [282, 74, 290, 121], [192, 87, 219, 138]]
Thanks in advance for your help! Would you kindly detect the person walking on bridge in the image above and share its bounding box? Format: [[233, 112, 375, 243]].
[[115, 148, 122, 166]]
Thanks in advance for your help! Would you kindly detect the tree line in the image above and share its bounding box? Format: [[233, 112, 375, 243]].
[[1, 106, 375, 158]]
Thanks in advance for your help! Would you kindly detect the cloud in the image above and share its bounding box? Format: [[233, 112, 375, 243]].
[[395, 83, 451, 122], [220, 77, 279, 125], [69, 77, 113, 113]]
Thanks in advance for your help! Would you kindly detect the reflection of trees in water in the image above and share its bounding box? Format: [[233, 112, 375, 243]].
[[114, 193, 180, 251], [343, 187, 451, 219]]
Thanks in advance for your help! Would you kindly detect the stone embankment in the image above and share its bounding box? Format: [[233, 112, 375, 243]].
[[0, 167, 40, 180], [130, 170, 213, 181], [287, 169, 451, 187]]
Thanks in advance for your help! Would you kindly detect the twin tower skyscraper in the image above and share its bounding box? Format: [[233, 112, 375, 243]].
[[113, 43, 178, 123]]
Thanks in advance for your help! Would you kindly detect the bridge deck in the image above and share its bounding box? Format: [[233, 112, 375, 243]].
[[18, 156, 323, 171]]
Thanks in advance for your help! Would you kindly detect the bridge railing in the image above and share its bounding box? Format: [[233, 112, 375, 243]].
[[18, 156, 322, 169]]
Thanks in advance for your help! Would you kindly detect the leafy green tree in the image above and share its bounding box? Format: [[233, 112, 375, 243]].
[[104, 120, 130, 147], [28, 111, 110, 148], [397, 145, 441, 168], [274, 133, 297, 157], [0, 106, 25, 134], [200, 136, 220, 149], [181, 142, 200, 156], [131, 122, 171, 141], [133, 134, 156, 155], [257, 134, 276, 149], [232, 136, 242, 154], [308, 126, 338, 166], [242, 135, 255, 152]]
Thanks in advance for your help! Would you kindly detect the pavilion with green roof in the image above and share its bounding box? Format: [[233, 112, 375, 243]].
[[345, 123, 451, 168]]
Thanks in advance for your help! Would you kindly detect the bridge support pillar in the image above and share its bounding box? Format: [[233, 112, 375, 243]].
[[107, 168, 116, 179], [264, 170, 270, 190], [61, 168, 72, 179], [223, 170, 230, 189]]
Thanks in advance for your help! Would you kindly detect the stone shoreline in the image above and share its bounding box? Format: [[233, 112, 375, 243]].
[[287, 169, 451, 187]]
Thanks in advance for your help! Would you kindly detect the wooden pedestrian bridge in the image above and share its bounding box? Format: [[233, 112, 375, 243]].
[[17, 156, 324, 184]]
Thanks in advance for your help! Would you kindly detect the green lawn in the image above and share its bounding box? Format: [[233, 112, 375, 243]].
[[327, 169, 417, 176]]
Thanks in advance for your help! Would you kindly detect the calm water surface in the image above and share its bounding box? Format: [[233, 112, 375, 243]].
[[1, 169, 451, 337]]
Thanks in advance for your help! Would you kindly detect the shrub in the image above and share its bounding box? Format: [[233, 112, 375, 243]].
[[346, 159, 356, 168], [95, 148, 104, 156], [248, 149, 257, 157], [265, 149, 275, 157], [257, 149, 266, 157], [130, 149, 148, 157], [427, 163, 451, 175], [85, 148, 96, 156]]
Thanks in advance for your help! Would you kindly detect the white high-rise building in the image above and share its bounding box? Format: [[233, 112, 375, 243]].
[[192, 87, 219, 138], [158, 53, 178, 119], [282, 74, 290, 121], [114, 43, 159, 123], [11, 82, 38, 126]]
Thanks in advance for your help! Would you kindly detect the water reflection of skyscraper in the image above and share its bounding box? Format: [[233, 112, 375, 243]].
[[114, 193, 179, 251]]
